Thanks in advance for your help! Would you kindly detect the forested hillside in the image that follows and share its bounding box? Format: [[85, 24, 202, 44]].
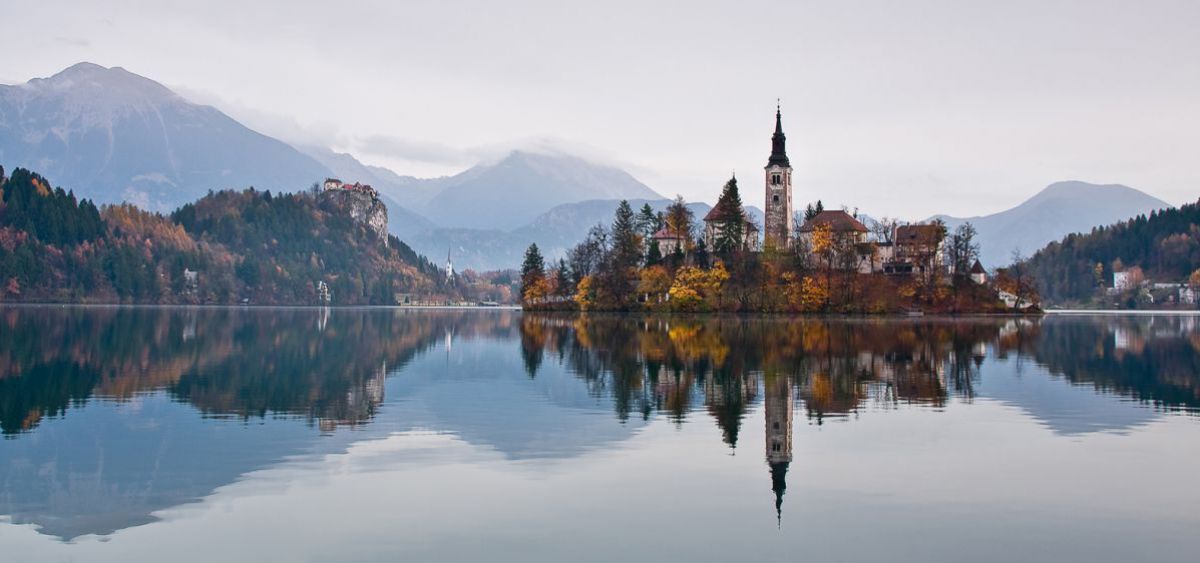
[[1024, 200, 1200, 306], [0, 165, 461, 305]]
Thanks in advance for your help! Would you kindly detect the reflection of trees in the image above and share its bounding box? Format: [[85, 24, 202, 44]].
[[0, 308, 518, 436], [521, 315, 1001, 426], [1030, 316, 1200, 411], [519, 314, 1007, 523]]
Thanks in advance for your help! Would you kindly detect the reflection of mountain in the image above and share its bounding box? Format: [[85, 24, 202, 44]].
[[388, 339, 647, 460], [2, 309, 1198, 541], [0, 308, 642, 539], [0, 307, 454, 539]]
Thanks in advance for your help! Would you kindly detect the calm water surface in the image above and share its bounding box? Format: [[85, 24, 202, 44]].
[[1, 307, 1198, 562]]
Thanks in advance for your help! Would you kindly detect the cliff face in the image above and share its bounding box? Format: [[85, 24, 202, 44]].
[[321, 189, 389, 243]]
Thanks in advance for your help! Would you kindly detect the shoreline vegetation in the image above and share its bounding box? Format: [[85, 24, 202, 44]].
[[0, 165, 517, 306], [519, 179, 1042, 315]]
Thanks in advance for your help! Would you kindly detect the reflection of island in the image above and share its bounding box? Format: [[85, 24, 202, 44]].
[[1, 309, 1198, 540], [518, 314, 1200, 520]]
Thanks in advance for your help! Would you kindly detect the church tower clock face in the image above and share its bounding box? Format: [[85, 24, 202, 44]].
[[764, 103, 794, 248]]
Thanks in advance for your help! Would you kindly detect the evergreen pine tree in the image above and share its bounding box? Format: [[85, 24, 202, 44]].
[[610, 200, 642, 269], [636, 203, 659, 238], [712, 176, 745, 254], [520, 243, 546, 297], [803, 200, 825, 222], [646, 239, 663, 266], [553, 258, 572, 296]]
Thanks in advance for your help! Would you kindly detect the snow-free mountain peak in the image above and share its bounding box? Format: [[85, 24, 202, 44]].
[[934, 180, 1170, 267], [419, 149, 663, 230], [0, 63, 331, 211]]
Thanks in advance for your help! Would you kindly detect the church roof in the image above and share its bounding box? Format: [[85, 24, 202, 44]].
[[797, 210, 868, 233], [970, 260, 986, 274], [767, 106, 790, 168]]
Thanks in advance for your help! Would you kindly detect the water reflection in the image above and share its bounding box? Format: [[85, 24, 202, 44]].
[[0, 307, 1197, 545]]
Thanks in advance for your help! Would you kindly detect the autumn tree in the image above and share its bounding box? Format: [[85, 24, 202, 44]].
[[664, 195, 695, 246], [520, 243, 546, 301], [669, 263, 729, 311], [638, 265, 672, 307]]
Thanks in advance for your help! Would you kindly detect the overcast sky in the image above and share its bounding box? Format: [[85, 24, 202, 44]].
[[4, 0, 1199, 219]]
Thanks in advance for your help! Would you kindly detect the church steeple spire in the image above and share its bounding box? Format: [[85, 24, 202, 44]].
[[768, 102, 789, 168]]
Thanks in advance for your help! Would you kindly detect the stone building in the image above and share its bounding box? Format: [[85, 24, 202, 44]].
[[795, 210, 869, 247], [651, 227, 687, 256], [763, 105, 794, 248], [703, 196, 759, 252], [890, 224, 946, 275]]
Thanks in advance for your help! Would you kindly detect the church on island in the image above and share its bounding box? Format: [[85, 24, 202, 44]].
[[664, 104, 966, 280]]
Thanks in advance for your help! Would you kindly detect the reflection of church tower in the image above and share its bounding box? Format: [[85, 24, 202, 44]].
[[764, 374, 793, 523]]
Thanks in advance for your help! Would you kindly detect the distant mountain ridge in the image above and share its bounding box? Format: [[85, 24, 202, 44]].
[[933, 181, 1170, 267], [7, 63, 1176, 273], [416, 151, 663, 230], [1, 63, 670, 270], [0, 62, 331, 211]]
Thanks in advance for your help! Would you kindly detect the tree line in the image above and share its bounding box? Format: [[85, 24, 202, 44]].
[[1022, 199, 1200, 307], [0, 165, 467, 304], [520, 177, 1006, 314]]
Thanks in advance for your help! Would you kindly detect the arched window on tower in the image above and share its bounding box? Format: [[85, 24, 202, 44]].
[[773, 195, 779, 203], [771, 173, 781, 185]]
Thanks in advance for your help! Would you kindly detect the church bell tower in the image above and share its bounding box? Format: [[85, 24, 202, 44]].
[[764, 102, 793, 248]]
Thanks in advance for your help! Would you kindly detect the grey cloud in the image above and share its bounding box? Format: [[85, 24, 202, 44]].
[[355, 135, 484, 167], [54, 36, 91, 47]]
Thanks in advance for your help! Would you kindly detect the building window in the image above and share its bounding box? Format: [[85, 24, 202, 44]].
[[773, 195, 779, 203], [771, 173, 781, 185]]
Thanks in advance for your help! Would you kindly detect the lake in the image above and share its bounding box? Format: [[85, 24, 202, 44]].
[[1, 306, 1198, 562]]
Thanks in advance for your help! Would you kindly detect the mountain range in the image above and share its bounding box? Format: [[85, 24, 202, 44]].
[[0, 62, 1175, 271], [933, 181, 1170, 268], [0, 63, 329, 211]]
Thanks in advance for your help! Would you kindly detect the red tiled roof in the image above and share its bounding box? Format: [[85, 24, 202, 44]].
[[703, 198, 742, 222], [797, 210, 868, 233], [896, 224, 944, 245]]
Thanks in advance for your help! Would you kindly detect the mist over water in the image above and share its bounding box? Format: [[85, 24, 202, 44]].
[[1, 307, 1198, 562]]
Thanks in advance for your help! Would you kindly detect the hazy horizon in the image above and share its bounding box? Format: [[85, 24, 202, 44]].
[[3, 0, 1198, 219]]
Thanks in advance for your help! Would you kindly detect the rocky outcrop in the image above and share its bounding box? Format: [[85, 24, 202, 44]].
[[321, 189, 389, 244]]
